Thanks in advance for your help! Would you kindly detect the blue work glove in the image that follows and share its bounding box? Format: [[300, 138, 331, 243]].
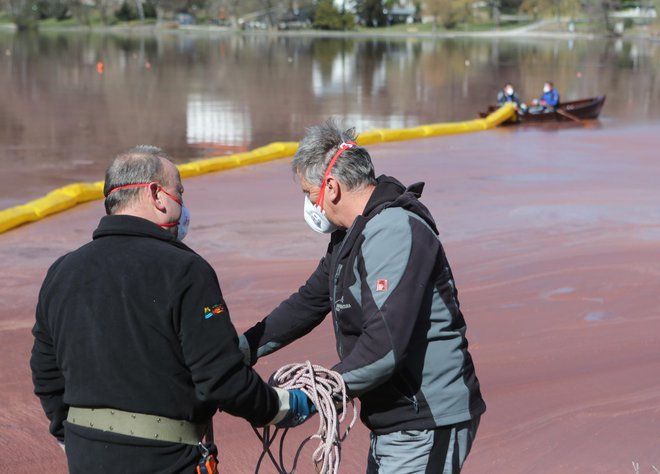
[[276, 389, 316, 428]]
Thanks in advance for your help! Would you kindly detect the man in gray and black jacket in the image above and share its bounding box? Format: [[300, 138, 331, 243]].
[[241, 120, 486, 473]]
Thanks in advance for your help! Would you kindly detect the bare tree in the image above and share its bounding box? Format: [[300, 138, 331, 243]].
[[94, 0, 115, 25], [259, 0, 277, 28], [135, 0, 145, 21], [489, 0, 501, 27], [524, 0, 577, 22], [423, 0, 448, 31], [3, 0, 27, 16], [584, 0, 621, 34], [423, 0, 471, 30]]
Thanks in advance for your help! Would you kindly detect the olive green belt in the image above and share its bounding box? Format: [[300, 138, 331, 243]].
[[67, 407, 211, 445]]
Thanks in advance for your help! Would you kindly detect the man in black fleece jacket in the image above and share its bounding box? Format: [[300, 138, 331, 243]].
[[30, 146, 313, 473]]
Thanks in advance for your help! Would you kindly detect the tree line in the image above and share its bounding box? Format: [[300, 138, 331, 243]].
[[2, 0, 656, 34]]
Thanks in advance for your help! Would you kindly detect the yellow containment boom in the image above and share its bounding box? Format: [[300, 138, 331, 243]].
[[0, 104, 515, 235]]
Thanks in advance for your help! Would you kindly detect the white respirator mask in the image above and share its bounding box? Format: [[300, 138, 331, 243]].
[[301, 141, 356, 234], [303, 195, 337, 234]]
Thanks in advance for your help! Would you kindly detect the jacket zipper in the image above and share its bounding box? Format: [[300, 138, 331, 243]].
[[331, 223, 357, 360], [396, 374, 420, 413], [332, 263, 343, 358], [412, 394, 420, 413]]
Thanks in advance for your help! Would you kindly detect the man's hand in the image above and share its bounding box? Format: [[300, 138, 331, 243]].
[[272, 388, 316, 428]]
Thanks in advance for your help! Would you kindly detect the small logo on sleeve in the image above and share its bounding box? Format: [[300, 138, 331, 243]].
[[204, 304, 225, 319], [376, 279, 389, 292]]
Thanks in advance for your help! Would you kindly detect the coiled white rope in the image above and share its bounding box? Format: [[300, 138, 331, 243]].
[[254, 361, 357, 474]]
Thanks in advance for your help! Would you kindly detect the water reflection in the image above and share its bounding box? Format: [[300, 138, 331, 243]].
[[0, 30, 658, 206], [186, 95, 251, 149]]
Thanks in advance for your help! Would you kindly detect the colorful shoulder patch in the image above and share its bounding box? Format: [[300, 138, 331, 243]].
[[203, 304, 225, 319]]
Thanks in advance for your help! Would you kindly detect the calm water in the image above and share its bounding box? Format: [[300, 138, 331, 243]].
[[1, 29, 658, 208]]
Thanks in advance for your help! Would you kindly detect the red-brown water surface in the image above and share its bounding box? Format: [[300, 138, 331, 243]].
[[1, 30, 659, 209], [1, 122, 659, 472]]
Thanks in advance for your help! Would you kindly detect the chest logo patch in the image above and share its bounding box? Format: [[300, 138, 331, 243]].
[[376, 279, 389, 292], [335, 296, 352, 312], [204, 304, 225, 319]]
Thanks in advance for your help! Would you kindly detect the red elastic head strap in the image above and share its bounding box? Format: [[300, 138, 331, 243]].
[[107, 183, 182, 206], [316, 141, 356, 210]]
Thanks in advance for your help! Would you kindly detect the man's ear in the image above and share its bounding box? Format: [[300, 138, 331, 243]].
[[149, 183, 168, 212], [326, 176, 341, 203]]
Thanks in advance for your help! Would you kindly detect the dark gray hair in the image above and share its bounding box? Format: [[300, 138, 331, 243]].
[[292, 118, 376, 190], [103, 145, 170, 215]]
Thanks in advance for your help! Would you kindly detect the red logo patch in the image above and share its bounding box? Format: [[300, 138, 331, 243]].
[[376, 279, 389, 292]]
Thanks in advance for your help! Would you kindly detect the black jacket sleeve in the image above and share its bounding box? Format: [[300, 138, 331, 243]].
[[243, 254, 332, 363], [176, 259, 280, 426], [30, 258, 67, 442]]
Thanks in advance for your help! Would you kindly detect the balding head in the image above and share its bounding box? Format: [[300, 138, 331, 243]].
[[104, 145, 171, 215]]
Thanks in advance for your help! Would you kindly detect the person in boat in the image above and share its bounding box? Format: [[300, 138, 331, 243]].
[[497, 83, 523, 109], [530, 81, 560, 113], [497, 83, 527, 117]]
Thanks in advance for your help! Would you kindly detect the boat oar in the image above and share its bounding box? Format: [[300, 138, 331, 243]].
[[556, 108, 582, 124]]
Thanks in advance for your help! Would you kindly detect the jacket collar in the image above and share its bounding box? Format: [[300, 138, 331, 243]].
[[93, 215, 190, 249]]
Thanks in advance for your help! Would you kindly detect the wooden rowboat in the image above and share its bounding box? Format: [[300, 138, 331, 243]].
[[480, 95, 606, 124]]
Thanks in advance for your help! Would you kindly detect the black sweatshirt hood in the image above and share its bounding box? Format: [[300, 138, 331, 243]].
[[362, 175, 439, 235]]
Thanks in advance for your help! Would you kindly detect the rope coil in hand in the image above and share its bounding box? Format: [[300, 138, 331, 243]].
[[255, 361, 357, 474]]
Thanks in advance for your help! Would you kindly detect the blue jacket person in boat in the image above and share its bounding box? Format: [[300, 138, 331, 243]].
[[531, 81, 560, 112]]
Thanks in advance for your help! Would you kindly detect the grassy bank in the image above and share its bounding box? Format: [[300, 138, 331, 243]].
[[0, 14, 656, 40]]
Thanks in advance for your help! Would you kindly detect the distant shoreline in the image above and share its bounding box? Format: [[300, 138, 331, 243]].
[[1, 21, 658, 43]]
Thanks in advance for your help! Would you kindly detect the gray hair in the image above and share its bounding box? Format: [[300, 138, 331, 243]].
[[292, 118, 376, 190], [103, 145, 170, 215]]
